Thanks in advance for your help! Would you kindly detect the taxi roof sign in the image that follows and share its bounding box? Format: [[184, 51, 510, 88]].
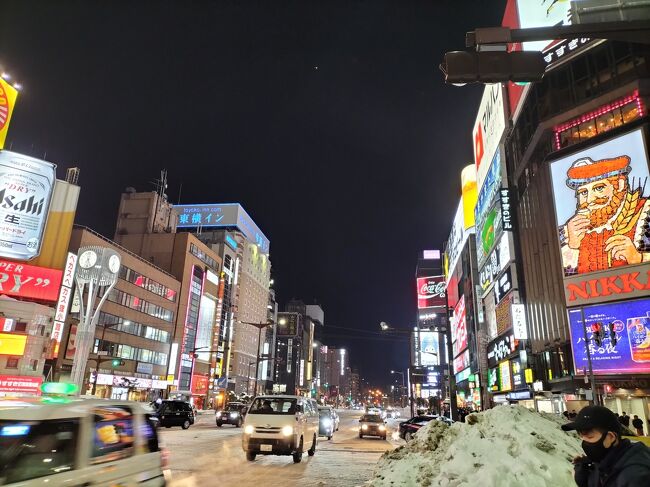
[[40, 382, 78, 395]]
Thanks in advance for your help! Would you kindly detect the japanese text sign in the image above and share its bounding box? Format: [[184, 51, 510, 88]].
[[568, 298, 650, 375]]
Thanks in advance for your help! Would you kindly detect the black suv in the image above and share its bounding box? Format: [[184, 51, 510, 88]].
[[216, 402, 247, 427], [153, 400, 195, 429]]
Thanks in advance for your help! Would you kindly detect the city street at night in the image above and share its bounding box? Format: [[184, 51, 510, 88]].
[[163, 410, 403, 487], [2, 1, 650, 486]]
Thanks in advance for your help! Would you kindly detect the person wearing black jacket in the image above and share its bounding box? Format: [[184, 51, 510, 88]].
[[632, 415, 644, 437], [562, 405, 650, 487]]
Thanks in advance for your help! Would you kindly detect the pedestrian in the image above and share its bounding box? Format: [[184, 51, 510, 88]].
[[632, 415, 644, 436], [562, 405, 650, 486], [620, 411, 631, 427]]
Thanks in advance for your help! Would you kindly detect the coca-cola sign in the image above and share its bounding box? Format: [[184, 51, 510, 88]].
[[416, 275, 446, 309]]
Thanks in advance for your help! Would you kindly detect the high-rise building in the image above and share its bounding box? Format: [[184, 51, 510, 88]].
[[115, 192, 272, 399], [115, 191, 225, 408]]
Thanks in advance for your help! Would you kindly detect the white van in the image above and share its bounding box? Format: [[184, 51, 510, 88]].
[[0, 397, 167, 486], [242, 395, 319, 463]]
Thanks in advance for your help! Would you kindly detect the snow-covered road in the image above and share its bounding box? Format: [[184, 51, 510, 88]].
[[162, 409, 404, 487]]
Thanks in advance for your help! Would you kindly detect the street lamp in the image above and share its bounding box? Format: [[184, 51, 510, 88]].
[[70, 246, 122, 393], [238, 319, 274, 396]]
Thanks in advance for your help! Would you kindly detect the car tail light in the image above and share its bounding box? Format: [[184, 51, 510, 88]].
[[161, 447, 170, 469]]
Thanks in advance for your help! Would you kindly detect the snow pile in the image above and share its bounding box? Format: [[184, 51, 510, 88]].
[[368, 406, 582, 487]]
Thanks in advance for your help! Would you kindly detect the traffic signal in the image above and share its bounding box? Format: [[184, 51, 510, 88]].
[[111, 359, 125, 367], [608, 322, 618, 346], [591, 323, 603, 347], [440, 50, 546, 84]]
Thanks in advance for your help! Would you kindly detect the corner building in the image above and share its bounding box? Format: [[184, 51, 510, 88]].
[[500, 0, 650, 421]]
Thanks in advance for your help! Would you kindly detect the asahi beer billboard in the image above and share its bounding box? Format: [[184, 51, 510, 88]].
[[0, 151, 56, 261]]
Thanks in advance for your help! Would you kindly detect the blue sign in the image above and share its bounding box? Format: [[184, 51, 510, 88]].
[[175, 203, 270, 253], [215, 377, 228, 389], [475, 149, 502, 232], [568, 298, 650, 375]]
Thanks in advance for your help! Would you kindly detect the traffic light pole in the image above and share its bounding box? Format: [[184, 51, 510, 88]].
[[90, 322, 122, 396]]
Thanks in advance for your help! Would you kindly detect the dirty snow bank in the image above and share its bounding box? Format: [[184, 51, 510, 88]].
[[367, 405, 582, 487]]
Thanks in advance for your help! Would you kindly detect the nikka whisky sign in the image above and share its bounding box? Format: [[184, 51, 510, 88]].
[[565, 262, 650, 307]]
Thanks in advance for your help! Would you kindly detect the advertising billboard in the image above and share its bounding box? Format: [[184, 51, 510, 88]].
[[453, 349, 470, 375], [488, 367, 499, 392], [419, 331, 440, 366], [0, 375, 42, 395], [568, 298, 650, 375], [452, 295, 468, 357], [31, 179, 80, 270], [515, 0, 571, 52], [175, 203, 270, 253], [487, 332, 517, 369], [475, 149, 503, 235], [499, 360, 513, 392], [0, 152, 56, 261], [511, 357, 524, 389], [277, 313, 300, 337], [473, 84, 506, 191], [479, 232, 512, 293], [461, 165, 478, 230], [416, 275, 446, 309], [550, 129, 650, 281], [0, 260, 63, 302], [0, 333, 27, 355], [0, 77, 19, 150]]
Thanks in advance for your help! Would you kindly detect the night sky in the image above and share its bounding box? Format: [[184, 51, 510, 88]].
[[1, 1, 504, 386]]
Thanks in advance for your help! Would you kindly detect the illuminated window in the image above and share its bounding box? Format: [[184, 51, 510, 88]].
[[554, 91, 644, 150]]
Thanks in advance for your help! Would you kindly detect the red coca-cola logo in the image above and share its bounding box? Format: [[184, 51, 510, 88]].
[[417, 276, 447, 310], [419, 280, 445, 298]]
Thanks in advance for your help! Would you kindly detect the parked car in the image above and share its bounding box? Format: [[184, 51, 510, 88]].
[[152, 400, 195, 429], [216, 402, 247, 427], [242, 396, 319, 463], [399, 415, 452, 441], [0, 395, 167, 486], [358, 413, 387, 440], [318, 406, 336, 440]]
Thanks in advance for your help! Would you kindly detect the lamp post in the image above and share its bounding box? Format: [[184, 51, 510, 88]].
[[238, 319, 274, 396], [70, 246, 121, 394]]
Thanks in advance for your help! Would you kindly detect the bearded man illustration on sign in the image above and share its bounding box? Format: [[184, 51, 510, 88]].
[[560, 155, 650, 275]]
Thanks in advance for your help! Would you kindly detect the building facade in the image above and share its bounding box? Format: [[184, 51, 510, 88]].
[[59, 226, 180, 402]]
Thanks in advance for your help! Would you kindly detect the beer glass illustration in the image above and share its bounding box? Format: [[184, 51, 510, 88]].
[[627, 314, 650, 363]]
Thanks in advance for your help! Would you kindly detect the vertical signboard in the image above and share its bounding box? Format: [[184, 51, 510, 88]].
[[52, 252, 77, 357]]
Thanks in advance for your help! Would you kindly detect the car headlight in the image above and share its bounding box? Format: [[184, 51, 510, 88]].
[[244, 425, 255, 435], [361, 424, 368, 430], [379, 425, 386, 431], [230, 412, 238, 418], [321, 418, 332, 427], [281, 425, 294, 437], [216, 412, 222, 418]]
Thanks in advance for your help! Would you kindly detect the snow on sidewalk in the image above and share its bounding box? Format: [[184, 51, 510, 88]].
[[366, 405, 583, 487]]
